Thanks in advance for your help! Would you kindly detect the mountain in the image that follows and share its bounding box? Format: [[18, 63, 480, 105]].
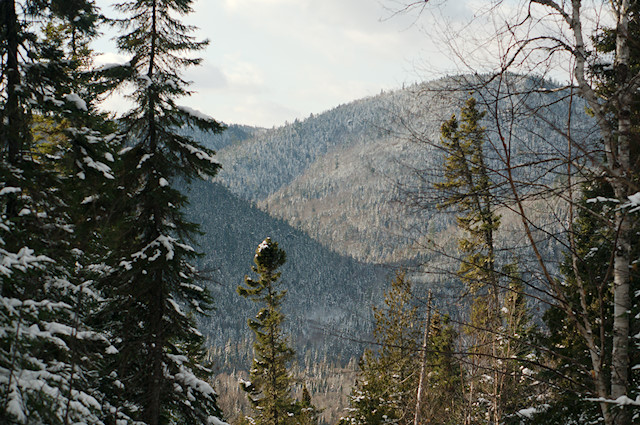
[[185, 180, 388, 368], [183, 74, 593, 422], [185, 74, 594, 364], [202, 74, 595, 265]]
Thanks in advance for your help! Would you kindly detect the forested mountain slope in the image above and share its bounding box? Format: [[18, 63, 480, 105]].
[[185, 180, 388, 366], [197, 75, 595, 264], [184, 75, 596, 423]]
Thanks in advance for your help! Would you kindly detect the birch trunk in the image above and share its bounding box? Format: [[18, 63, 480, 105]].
[[610, 4, 632, 424]]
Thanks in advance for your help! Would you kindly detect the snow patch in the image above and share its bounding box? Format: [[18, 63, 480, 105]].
[[178, 105, 214, 121], [0, 187, 21, 196], [137, 153, 153, 169], [628, 192, 640, 212], [64, 93, 87, 111], [105, 345, 119, 355]]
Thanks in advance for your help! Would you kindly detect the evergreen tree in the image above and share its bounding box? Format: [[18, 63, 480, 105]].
[[418, 312, 464, 425], [341, 272, 463, 425], [524, 8, 640, 423], [0, 1, 125, 423], [370, 272, 420, 425], [98, 0, 226, 423], [294, 383, 321, 425], [530, 178, 640, 424], [435, 97, 534, 424], [237, 238, 298, 425]]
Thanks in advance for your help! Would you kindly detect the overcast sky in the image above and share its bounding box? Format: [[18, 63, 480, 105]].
[[91, 1, 493, 128]]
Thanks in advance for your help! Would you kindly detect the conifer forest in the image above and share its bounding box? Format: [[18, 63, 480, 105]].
[[1, 1, 639, 425]]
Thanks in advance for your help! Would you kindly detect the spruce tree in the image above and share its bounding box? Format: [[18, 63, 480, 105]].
[[531, 178, 640, 424], [296, 384, 320, 425], [0, 1, 124, 423], [525, 10, 640, 423], [424, 313, 464, 425], [435, 97, 534, 424], [341, 272, 464, 425], [98, 0, 226, 423], [237, 238, 298, 425], [369, 272, 421, 425]]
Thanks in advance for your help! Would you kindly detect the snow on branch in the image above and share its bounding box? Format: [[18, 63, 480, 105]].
[[179, 142, 217, 165], [586, 395, 640, 406], [627, 192, 640, 213], [0, 247, 54, 276], [82, 156, 115, 179], [177, 105, 214, 122], [64, 93, 87, 111], [129, 234, 195, 263]]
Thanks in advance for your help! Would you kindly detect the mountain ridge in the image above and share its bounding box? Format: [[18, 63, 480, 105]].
[[199, 74, 594, 264]]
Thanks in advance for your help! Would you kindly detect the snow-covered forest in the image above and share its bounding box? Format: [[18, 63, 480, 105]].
[[1, 1, 639, 425]]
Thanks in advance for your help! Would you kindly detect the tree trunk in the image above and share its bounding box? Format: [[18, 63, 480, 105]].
[[610, 4, 632, 423], [414, 291, 432, 425], [4, 0, 21, 164]]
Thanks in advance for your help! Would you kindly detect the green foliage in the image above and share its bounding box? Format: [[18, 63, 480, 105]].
[[293, 384, 321, 425], [0, 1, 131, 423], [238, 238, 301, 425], [435, 97, 500, 291], [436, 97, 537, 424], [421, 313, 465, 425], [92, 1, 226, 424], [529, 179, 640, 423], [342, 272, 464, 425]]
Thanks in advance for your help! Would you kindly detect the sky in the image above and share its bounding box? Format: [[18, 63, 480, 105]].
[[92, 0, 475, 128]]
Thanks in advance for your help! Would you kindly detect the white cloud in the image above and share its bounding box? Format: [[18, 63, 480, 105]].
[[94, 52, 130, 67], [221, 58, 265, 92]]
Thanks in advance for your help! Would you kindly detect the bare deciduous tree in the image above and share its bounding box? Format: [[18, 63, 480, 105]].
[[391, 2, 639, 424]]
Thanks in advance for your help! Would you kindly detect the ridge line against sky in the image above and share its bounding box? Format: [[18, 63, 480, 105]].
[[92, 0, 566, 129], [92, 0, 475, 128]]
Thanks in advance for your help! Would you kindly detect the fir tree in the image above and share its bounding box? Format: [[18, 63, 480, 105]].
[[295, 384, 320, 425], [98, 0, 226, 423], [237, 238, 298, 425]]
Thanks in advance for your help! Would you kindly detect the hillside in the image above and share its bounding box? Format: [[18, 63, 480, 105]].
[[185, 180, 388, 367], [183, 74, 593, 423], [202, 75, 596, 264], [184, 74, 585, 365]]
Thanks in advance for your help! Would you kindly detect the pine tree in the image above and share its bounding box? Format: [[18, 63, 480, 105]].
[[98, 0, 226, 423], [237, 238, 298, 425]]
